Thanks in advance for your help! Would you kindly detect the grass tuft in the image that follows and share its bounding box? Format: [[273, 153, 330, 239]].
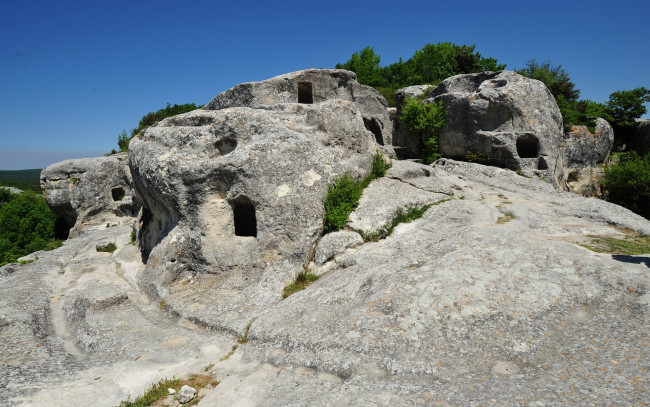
[[96, 242, 117, 253], [497, 212, 515, 224], [579, 233, 650, 255], [362, 203, 436, 242], [282, 272, 320, 299]]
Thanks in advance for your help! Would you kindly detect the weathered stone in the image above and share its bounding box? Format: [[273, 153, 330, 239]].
[[204, 69, 394, 154], [40, 153, 139, 238], [428, 71, 565, 187], [0, 186, 23, 194], [563, 118, 614, 197], [177, 385, 196, 404], [129, 99, 376, 330], [629, 118, 650, 156], [314, 231, 363, 266]]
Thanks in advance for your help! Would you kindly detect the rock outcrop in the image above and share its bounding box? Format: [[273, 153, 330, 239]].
[[129, 98, 376, 330], [40, 153, 138, 238], [204, 69, 394, 154], [563, 118, 614, 196], [427, 71, 565, 187], [4, 159, 649, 406]]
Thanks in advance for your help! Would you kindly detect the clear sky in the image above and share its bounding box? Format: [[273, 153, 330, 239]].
[[1, 0, 648, 170]]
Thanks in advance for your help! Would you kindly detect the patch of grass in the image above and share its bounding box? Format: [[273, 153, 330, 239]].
[[323, 152, 390, 233], [466, 150, 493, 165], [18, 258, 35, 265], [119, 373, 219, 407], [516, 168, 531, 178], [96, 242, 117, 253], [204, 363, 214, 372], [282, 272, 320, 299], [497, 212, 515, 224], [362, 202, 438, 242], [160, 298, 166, 310], [130, 231, 136, 243], [579, 233, 650, 255]]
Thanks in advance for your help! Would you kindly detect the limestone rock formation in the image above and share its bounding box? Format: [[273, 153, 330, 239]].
[[128, 98, 376, 331], [4, 159, 648, 406], [204, 69, 394, 154], [427, 71, 565, 187], [563, 118, 614, 196], [40, 153, 138, 238]]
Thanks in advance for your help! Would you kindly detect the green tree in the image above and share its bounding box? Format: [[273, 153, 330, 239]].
[[117, 129, 130, 152], [0, 191, 60, 265], [335, 46, 386, 87], [400, 98, 448, 164], [604, 87, 650, 138], [517, 59, 580, 102], [602, 152, 650, 219]]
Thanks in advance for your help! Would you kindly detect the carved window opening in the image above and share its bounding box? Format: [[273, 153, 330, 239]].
[[233, 196, 257, 237], [516, 135, 539, 158], [111, 186, 126, 201], [363, 117, 384, 145], [298, 82, 313, 104]]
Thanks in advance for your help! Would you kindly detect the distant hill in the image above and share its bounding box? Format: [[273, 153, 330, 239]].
[[0, 168, 42, 181], [0, 169, 42, 193]]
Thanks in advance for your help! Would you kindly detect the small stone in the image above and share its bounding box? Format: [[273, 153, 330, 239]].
[[177, 385, 196, 404], [168, 388, 176, 395]]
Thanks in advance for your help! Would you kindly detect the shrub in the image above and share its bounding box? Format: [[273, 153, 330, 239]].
[[371, 152, 392, 178], [602, 151, 650, 219], [323, 174, 364, 233], [400, 98, 448, 164], [0, 190, 60, 266]]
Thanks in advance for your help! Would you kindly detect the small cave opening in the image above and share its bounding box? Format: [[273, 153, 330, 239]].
[[516, 135, 539, 158], [111, 186, 126, 201], [233, 196, 257, 237], [298, 82, 313, 104], [363, 117, 384, 145], [54, 217, 73, 240], [216, 136, 237, 156]]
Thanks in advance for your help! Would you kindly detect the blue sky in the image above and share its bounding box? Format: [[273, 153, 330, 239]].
[[1, 0, 648, 169]]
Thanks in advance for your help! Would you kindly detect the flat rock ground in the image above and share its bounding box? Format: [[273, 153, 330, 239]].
[[1, 160, 648, 406]]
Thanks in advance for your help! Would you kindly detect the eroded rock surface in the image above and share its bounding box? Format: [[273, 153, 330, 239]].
[[205, 69, 394, 153], [3, 159, 649, 406], [563, 118, 614, 197], [40, 153, 139, 238], [428, 71, 565, 187], [129, 98, 377, 334]]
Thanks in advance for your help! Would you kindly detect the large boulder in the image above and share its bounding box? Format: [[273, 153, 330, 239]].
[[427, 71, 565, 188], [129, 98, 376, 328], [40, 153, 138, 238], [563, 118, 614, 197], [204, 69, 393, 154]]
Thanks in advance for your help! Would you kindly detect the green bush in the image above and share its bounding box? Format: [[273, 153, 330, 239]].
[[0, 190, 60, 266], [371, 152, 392, 178], [399, 98, 448, 164], [602, 152, 650, 219]]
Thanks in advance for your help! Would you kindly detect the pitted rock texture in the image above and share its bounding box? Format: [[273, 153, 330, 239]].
[[563, 118, 614, 197], [40, 153, 139, 238], [128, 99, 376, 332], [428, 71, 565, 188], [204, 69, 394, 154], [2, 160, 649, 406]]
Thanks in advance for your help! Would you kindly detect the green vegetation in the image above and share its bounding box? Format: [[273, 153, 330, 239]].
[[602, 151, 650, 219], [110, 102, 201, 154], [362, 203, 435, 242], [465, 150, 493, 165], [399, 98, 448, 163], [96, 242, 117, 253], [323, 153, 390, 233], [282, 271, 320, 299], [579, 231, 650, 255], [497, 212, 516, 224], [336, 43, 505, 107], [0, 169, 42, 194], [119, 373, 219, 407], [517, 60, 650, 134], [0, 189, 62, 266]]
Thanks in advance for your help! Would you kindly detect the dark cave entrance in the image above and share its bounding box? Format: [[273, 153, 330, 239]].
[[364, 117, 384, 145], [233, 196, 257, 237], [298, 82, 313, 104], [516, 135, 539, 158]]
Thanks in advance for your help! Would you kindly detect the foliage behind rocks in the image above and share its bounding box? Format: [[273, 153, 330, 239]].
[[602, 151, 650, 219]]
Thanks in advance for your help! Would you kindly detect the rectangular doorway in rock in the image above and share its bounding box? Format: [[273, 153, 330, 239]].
[[298, 82, 313, 104], [233, 196, 257, 237]]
